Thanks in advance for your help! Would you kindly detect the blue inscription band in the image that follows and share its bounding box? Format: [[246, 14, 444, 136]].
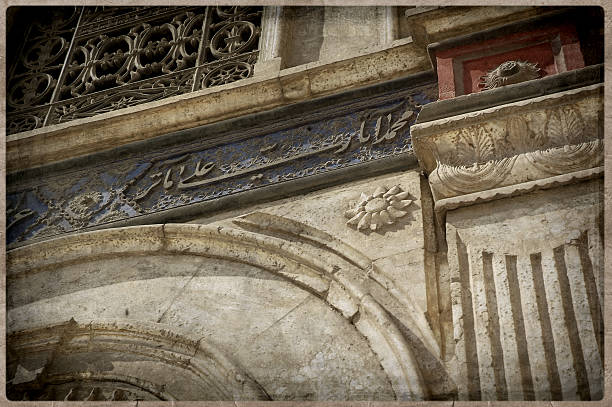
[[7, 74, 437, 246]]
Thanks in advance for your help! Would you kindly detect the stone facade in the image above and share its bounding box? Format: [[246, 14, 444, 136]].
[[4, 5, 606, 402]]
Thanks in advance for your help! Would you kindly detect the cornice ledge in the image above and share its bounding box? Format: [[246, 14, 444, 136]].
[[434, 166, 603, 213], [411, 83, 602, 138]]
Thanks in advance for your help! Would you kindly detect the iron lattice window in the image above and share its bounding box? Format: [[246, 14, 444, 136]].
[[6, 6, 262, 135]]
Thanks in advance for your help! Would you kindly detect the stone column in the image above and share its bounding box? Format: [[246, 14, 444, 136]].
[[384, 6, 399, 44], [412, 71, 604, 401], [254, 6, 284, 75]]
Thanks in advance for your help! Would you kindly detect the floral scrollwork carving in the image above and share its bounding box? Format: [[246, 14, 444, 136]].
[[210, 21, 259, 58], [202, 61, 254, 88], [62, 191, 109, 228], [32, 6, 80, 34], [7, 109, 47, 134], [7, 6, 264, 132], [8, 74, 57, 109], [22, 37, 69, 70]]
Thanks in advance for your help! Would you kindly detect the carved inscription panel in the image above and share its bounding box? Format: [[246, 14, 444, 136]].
[[6, 81, 437, 246]]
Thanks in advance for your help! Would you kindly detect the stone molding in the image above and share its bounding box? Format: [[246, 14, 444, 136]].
[[412, 83, 603, 204], [434, 166, 603, 213]]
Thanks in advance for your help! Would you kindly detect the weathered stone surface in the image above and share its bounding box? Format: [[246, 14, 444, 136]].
[[7, 211, 439, 400], [189, 171, 434, 341], [445, 180, 603, 401], [210, 171, 425, 263]]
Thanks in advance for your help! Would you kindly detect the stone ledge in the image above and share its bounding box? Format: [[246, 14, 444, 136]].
[[6, 40, 430, 173], [404, 6, 562, 48], [416, 64, 603, 124], [412, 82, 602, 143], [435, 166, 603, 213]]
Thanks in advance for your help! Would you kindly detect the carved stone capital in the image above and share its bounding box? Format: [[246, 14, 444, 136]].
[[412, 83, 603, 207]]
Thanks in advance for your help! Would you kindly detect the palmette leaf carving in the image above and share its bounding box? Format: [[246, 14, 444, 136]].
[[546, 105, 586, 146], [505, 115, 547, 154], [422, 95, 602, 200], [453, 125, 496, 166]]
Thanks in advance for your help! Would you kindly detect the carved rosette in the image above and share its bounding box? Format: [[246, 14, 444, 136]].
[[479, 60, 540, 90], [412, 84, 603, 205], [345, 185, 413, 231]]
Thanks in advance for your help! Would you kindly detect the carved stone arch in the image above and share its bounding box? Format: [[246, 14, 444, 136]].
[[8, 219, 448, 400], [7, 319, 268, 401]]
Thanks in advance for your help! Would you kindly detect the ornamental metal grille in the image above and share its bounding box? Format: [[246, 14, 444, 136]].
[[6, 6, 263, 135]]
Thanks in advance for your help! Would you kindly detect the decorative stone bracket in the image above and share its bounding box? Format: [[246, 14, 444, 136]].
[[412, 82, 603, 212]]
